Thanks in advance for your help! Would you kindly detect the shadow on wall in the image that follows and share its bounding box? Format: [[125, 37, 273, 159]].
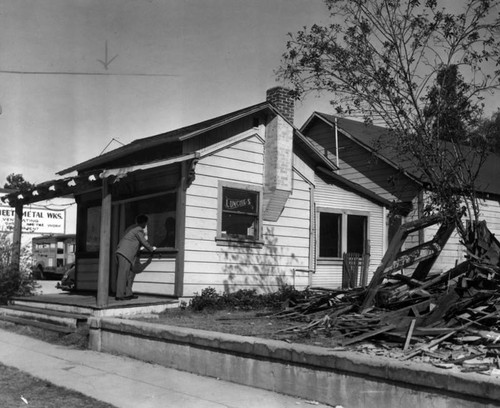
[[222, 227, 298, 294]]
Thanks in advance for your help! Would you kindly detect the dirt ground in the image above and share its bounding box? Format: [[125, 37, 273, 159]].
[[135, 308, 350, 349], [133, 308, 500, 372]]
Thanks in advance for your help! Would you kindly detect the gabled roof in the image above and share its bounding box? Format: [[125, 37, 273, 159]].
[[304, 111, 500, 197], [303, 112, 422, 184], [59, 100, 340, 177], [58, 101, 271, 175], [30, 99, 388, 209]]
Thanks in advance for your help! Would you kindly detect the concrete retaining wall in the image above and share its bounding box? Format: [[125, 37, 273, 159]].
[[88, 317, 500, 408]]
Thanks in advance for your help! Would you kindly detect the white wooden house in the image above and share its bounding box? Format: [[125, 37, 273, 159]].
[[24, 88, 390, 298], [301, 112, 500, 275], [3, 88, 405, 298]]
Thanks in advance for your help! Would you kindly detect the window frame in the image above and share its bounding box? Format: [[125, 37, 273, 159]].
[[83, 204, 102, 254], [216, 181, 263, 245], [317, 207, 369, 260], [114, 190, 178, 253]]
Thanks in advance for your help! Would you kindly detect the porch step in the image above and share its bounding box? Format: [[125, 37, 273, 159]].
[[0, 305, 90, 333]]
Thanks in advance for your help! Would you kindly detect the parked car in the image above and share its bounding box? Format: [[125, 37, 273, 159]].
[[56, 263, 75, 291]]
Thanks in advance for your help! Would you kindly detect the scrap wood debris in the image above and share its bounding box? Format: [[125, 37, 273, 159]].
[[273, 218, 500, 375]]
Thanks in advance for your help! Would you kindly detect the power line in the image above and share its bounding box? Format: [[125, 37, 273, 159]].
[[0, 69, 178, 77]]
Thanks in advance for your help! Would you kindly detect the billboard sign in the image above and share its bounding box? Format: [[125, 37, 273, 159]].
[[0, 204, 66, 234]]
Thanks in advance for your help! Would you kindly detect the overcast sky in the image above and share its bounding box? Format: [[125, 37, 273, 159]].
[[0, 0, 498, 185], [0, 0, 332, 185]]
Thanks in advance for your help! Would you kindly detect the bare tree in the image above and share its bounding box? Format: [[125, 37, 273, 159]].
[[278, 0, 500, 240]]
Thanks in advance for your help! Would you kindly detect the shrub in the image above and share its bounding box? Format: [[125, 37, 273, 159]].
[[0, 233, 37, 304], [220, 289, 263, 310], [188, 285, 311, 312], [264, 285, 310, 309], [189, 287, 221, 311]]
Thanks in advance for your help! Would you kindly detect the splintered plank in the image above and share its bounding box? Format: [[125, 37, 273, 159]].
[[411, 221, 455, 281], [401, 331, 457, 360], [342, 324, 396, 346], [361, 215, 444, 311], [403, 319, 416, 351]]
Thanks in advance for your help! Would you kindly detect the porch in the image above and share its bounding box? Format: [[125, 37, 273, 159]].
[[0, 291, 178, 333]]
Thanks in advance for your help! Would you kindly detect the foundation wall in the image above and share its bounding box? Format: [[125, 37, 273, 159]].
[[88, 317, 500, 408]]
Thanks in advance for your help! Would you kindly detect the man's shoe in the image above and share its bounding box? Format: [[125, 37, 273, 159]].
[[124, 295, 138, 300], [115, 297, 125, 301]]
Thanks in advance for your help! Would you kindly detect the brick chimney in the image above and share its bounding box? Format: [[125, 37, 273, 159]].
[[266, 86, 294, 124], [263, 87, 294, 221]]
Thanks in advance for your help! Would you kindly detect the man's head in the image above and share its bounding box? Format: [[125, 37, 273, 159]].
[[136, 214, 149, 227]]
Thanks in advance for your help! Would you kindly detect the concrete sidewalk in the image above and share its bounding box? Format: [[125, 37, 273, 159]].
[[0, 329, 333, 408]]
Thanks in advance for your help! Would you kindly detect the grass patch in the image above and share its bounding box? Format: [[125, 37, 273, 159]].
[[0, 321, 89, 350], [0, 363, 116, 408]]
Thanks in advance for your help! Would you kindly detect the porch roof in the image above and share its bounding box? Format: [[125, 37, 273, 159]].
[[1, 153, 197, 207]]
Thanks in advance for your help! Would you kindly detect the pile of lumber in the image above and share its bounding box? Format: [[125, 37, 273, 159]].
[[274, 218, 500, 374]]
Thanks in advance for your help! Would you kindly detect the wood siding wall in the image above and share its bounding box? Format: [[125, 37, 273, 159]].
[[182, 134, 312, 297], [76, 258, 99, 291], [312, 174, 386, 289], [132, 257, 176, 295], [76, 256, 176, 295]]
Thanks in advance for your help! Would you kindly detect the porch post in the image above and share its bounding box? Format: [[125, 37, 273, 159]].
[[174, 162, 187, 297], [97, 179, 112, 307], [11, 203, 23, 269]]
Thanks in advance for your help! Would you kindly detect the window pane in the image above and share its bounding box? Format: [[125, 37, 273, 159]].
[[347, 215, 367, 254], [220, 186, 260, 241], [221, 213, 257, 239], [222, 188, 258, 215], [319, 212, 341, 257], [124, 193, 176, 248], [86, 206, 101, 252]]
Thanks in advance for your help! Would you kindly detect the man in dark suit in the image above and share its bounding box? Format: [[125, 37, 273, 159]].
[[115, 214, 156, 300]]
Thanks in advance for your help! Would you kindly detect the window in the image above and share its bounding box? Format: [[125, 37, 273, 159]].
[[218, 183, 262, 242], [319, 212, 341, 257], [347, 214, 367, 254], [86, 206, 101, 252], [122, 192, 176, 249], [318, 210, 368, 258]]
